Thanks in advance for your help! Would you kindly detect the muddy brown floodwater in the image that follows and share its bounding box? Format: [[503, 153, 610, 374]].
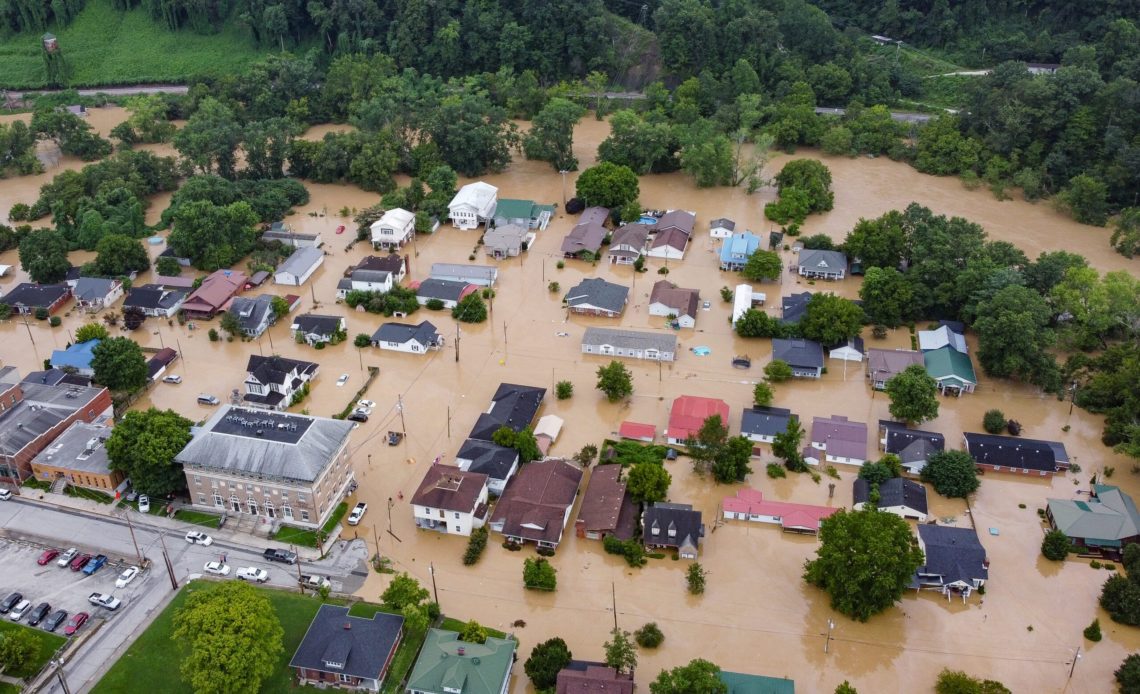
[[2, 107, 1139, 692]]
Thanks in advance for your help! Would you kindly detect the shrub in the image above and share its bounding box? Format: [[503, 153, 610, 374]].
[[686, 562, 706, 594], [556, 260, 565, 269], [766, 463, 787, 479], [8, 203, 31, 221], [33, 307, 49, 320], [48, 316, 61, 327], [1084, 619, 1102, 641], [983, 409, 1007, 434], [548, 281, 560, 293], [657, 267, 669, 275], [603, 535, 647, 567], [1041, 529, 1071, 561], [458, 619, 489, 644], [353, 333, 371, 348], [720, 286, 733, 302], [1106, 563, 1117, 570], [463, 526, 488, 566], [634, 622, 664, 648], [556, 380, 573, 400], [425, 298, 445, 310], [1091, 560, 1103, 569], [764, 359, 793, 382], [208, 328, 219, 342], [523, 557, 557, 591]]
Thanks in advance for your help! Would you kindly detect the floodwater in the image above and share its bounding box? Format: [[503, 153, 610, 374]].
[[1, 108, 1139, 692]]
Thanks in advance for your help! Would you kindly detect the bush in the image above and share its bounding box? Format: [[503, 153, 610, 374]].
[[33, 307, 49, 320], [603, 535, 647, 567], [634, 622, 664, 648], [463, 526, 488, 566], [8, 203, 31, 221], [425, 298, 445, 310], [686, 562, 706, 594], [523, 557, 557, 591], [764, 359, 794, 382], [208, 328, 219, 342], [48, 316, 61, 327], [556, 260, 565, 269], [353, 333, 371, 348], [1041, 529, 1071, 561], [555, 380, 573, 400], [983, 409, 1007, 434], [1091, 560, 1103, 569], [548, 281, 560, 293], [1084, 618, 1102, 642], [766, 463, 787, 479], [657, 267, 669, 275], [720, 286, 733, 302]]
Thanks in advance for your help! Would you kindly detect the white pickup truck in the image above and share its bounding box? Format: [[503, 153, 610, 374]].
[[88, 593, 122, 610], [347, 502, 367, 526]]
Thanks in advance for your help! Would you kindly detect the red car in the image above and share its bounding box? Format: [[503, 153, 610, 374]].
[[63, 612, 89, 636], [37, 549, 60, 566], [335, 224, 345, 234], [69, 554, 92, 572]]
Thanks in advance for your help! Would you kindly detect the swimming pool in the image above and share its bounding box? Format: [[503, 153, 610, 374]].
[[639, 215, 658, 225]]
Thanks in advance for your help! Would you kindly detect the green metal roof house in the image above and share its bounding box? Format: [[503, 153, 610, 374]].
[[923, 346, 977, 394], [405, 629, 515, 694], [493, 198, 555, 231], [718, 670, 795, 694], [1047, 485, 1140, 554]]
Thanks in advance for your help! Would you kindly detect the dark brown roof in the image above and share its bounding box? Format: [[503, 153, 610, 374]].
[[491, 459, 583, 545], [648, 280, 699, 319], [577, 465, 634, 537], [557, 663, 635, 694], [651, 227, 689, 252], [411, 464, 489, 512], [348, 255, 405, 277]]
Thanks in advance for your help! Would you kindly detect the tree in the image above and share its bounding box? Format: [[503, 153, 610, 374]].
[[575, 162, 639, 211], [921, 450, 980, 498], [123, 94, 175, 143], [353, 333, 371, 348], [106, 408, 192, 495], [514, 427, 541, 464], [688, 414, 728, 475], [168, 200, 259, 271], [859, 267, 913, 327], [603, 627, 638, 675], [982, 410, 1007, 434], [155, 256, 182, 276], [382, 573, 430, 609], [773, 417, 806, 471], [1061, 174, 1109, 226], [735, 309, 785, 338], [626, 462, 671, 504], [452, 293, 487, 323], [1117, 654, 1140, 693], [556, 380, 573, 400], [93, 234, 149, 278], [835, 682, 858, 694], [523, 98, 585, 171], [596, 360, 633, 402], [1084, 618, 1102, 642], [774, 159, 834, 213], [574, 444, 598, 467], [458, 619, 489, 645], [753, 382, 774, 407], [525, 637, 572, 690], [1101, 574, 1140, 625], [634, 622, 664, 648], [0, 628, 37, 673], [800, 293, 864, 345], [91, 337, 147, 392], [711, 437, 753, 484], [934, 669, 1012, 694], [18, 229, 70, 284], [523, 557, 557, 591], [649, 659, 727, 694], [400, 603, 430, 634], [174, 98, 243, 178], [1111, 208, 1140, 258], [885, 364, 940, 424], [220, 311, 243, 337], [687, 562, 707, 594], [973, 285, 1057, 388], [857, 460, 895, 486], [804, 509, 924, 621], [842, 213, 906, 270], [764, 360, 793, 383], [75, 322, 108, 343], [1041, 530, 1070, 561], [172, 581, 283, 694], [740, 250, 781, 281]]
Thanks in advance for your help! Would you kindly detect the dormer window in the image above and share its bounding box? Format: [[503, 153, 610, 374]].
[[667, 521, 677, 538]]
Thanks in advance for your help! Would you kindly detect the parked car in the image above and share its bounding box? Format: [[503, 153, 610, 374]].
[[28, 602, 51, 627], [357, 399, 375, 409], [347, 502, 368, 526], [197, 394, 220, 405], [387, 431, 404, 446], [185, 531, 214, 546], [37, 548, 60, 565], [8, 599, 31, 621], [236, 567, 269, 583], [70, 554, 92, 572], [203, 562, 230, 576], [43, 609, 68, 632], [57, 548, 77, 567], [263, 548, 297, 565], [353, 406, 373, 416], [336, 374, 349, 386], [82, 554, 108, 576], [299, 574, 331, 590], [0, 592, 23, 613], [88, 593, 121, 610], [347, 412, 368, 423], [115, 566, 140, 588], [138, 495, 150, 513], [63, 612, 89, 636], [162, 375, 182, 384], [0, 489, 11, 501]]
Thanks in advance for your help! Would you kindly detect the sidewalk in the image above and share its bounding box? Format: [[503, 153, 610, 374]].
[[11, 490, 326, 560]]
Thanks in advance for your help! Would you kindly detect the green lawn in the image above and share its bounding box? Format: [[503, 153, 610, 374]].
[[172, 509, 222, 529], [0, 682, 21, 694], [0, 0, 274, 89], [0, 621, 67, 680], [65, 486, 114, 504], [270, 502, 349, 548]]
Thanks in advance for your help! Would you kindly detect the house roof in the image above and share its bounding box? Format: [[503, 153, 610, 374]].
[[469, 383, 546, 442], [667, 396, 729, 441], [372, 207, 415, 231], [723, 488, 837, 530], [30, 421, 113, 476], [798, 249, 848, 273], [183, 270, 247, 312], [963, 432, 1062, 472], [289, 604, 404, 681], [146, 348, 178, 379], [276, 246, 323, 278], [581, 327, 677, 353], [650, 227, 689, 252], [719, 232, 762, 264], [413, 278, 477, 303], [456, 439, 518, 482], [557, 661, 636, 694], [918, 325, 968, 353], [618, 421, 656, 440], [565, 278, 629, 314], [771, 338, 824, 369], [577, 465, 634, 537], [406, 629, 515, 694], [124, 285, 185, 311], [710, 217, 735, 231], [561, 222, 607, 255], [916, 524, 988, 585], [491, 458, 583, 544], [609, 224, 649, 253], [810, 415, 867, 460], [246, 355, 317, 388], [429, 263, 498, 284], [372, 320, 439, 345], [867, 349, 924, 382], [649, 280, 699, 319], [483, 223, 528, 249], [923, 346, 977, 384], [533, 414, 563, 442], [495, 198, 547, 220], [853, 477, 928, 514], [176, 406, 352, 483], [2, 283, 69, 308], [229, 294, 274, 333], [657, 210, 695, 235], [578, 206, 610, 226], [262, 229, 320, 243], [717, 670, 795, 694], [643, 502, 704, 550], [448, 182, 498, 213], [0, 376, 109, 458], [152, 274, 196, 289], [73, 277, 118, 302], [741, 406, 794, 439], [879, 421, 945, 464], [780, 292, 812, 323], [50, 339, 100, 371], [412, 464, 488, 512], [1047, 486, 1140, 546], [349, 269, 392, 285], [350, 255, 405, 276], [292, 314, 344, 337]]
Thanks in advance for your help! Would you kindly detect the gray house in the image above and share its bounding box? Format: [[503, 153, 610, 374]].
[[643, 502, 704, 559], [565, 278, 629, 318], [771, 338, 824, 378], [798, 249, 848, 280], [228, 294, 276, 338], [781, 292, 812, 324], [412, 278, 477, 309], [274, 246, 324, 286], [913, 525, 988, 600], [482, 223, 530, 259], [853, 477, 928, 521], [740, 406, 794, 445], [429, 263, 498, 287], [370, 320, 442, 354], [879, 420, 945, 475], [581, 327, 677, 362], [291, 314, 346, 346]]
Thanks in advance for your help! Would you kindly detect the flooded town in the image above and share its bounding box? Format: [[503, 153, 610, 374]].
[[1, 102, 1138, 694]]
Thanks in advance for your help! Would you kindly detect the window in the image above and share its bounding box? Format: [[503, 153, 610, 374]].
[[194, 476, 201, 485], [337, 674, 352, 683], [197, 494, 206, 504], [297, 493, 306, 503], [454, 512, 460, 519], [300, 510, 310, 522], [283, 506, 294, 520], [213, 493, 223, 508]]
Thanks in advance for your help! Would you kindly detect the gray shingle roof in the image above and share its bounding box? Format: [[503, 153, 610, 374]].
[[853, 477, 928, 514], [963, 432, 1061, 472], [772, 338, 824, 369], [2, 283, 69, 308], [740, 406, 794, 438], [371, 320, 439, 346], [643, 502, 703, 551], [73, 277, 118, 302], [581, 327, 676, 353], [291, 314, 343, 337], [780, 292, 812, 323], [798, 249, 848, 273], [469, 383, 546, 441], [917, 525, 988, 585], [416, 278, 471, 303], [457, 439, 518, 481], [288, 604, 403, 681], [276, 246, 323, 277], [565, 278, 629, 314]]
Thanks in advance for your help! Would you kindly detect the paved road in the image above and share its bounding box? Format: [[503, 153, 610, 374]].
[[0, 499, 368, 693], [813, 106, 936, 123]]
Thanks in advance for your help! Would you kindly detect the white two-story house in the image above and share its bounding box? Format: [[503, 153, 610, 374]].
[[411, 464, 489, 537], [370, 208, 416, 250]]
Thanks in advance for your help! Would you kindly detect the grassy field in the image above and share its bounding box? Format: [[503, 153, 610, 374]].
[[172, 509, 222, 529], [0, 621, 67, 680], [0, 0, 272, 89], [270, 502, 349, 548]]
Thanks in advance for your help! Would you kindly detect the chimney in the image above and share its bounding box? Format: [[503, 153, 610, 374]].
[[343, 622, 351, 630]]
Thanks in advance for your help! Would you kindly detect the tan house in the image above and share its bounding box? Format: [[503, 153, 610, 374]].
[[30, 421, 124, 493], [177, 406, 356, 528]]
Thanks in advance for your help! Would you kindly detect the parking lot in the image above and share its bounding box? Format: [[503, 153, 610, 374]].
[[0, 538, 144, 635]]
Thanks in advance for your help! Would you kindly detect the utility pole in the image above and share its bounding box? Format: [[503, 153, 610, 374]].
[[824, 618, 835, 653], [611, 581, 618, 630], [454, 324, 460, 363], [1068, 646, 1082, 679], [295, 547, 305, 594], [157, 531, 178, 591], [429, 562, 440, 607], [503, 321, 507, 347], [123, 510, 144, 565], [176, 337, 186, 367], [52, 661, 72, 694], [559, 170, 568, 207], [397, 394, 406, 434], [446, 406, 451, 439]]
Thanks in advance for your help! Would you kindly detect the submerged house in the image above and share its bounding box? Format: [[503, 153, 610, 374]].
[[1047, 485, 1140, 556], [912, 524, 988, 601], [447, 181, 498, 230], [643, 502, 704, 559]]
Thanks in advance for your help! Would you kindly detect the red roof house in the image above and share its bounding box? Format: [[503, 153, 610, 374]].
[[666, 396, 729, 444], [618, 421, 655, 442], [722, 488, 838, 534], [180, 270, 248, 318]]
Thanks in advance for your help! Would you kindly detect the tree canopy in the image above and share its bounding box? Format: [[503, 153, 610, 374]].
[[106, 408, 193, 496], [649, 659, 728, 694], [799, 293, 864, 346], [91, 337, 149, 392], [18, 229, 70, 284], [596, 360, 634, 402], [626, 461, 671, 504], [576, 162, 639, 211], [920, 450, 981, 498], [525, 637, 572, 690], [885, 364, 940, 425]]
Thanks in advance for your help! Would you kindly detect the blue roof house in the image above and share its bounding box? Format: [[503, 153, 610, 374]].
[[50, 339, 101, 378], [719, 231, 762, 271]]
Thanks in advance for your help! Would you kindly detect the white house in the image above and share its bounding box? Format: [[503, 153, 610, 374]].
[[447, 181, 498, 230], [709, 217, 736, 239], [242, 355, 319, 411], [853, 477, 928, 521], [370, 321, 443, 354], [411, 464, 490, 537], [731, 283, 766, 324], [73, 277, 123, 313], [274, 246, 324, 286], [645, 227, 689, 260], [290, 314, 346, 346], [647, 280, 699, 328], [122, 284, 186, 318], [336, 269, 395, 299], [807, 415, 868, 466], [370, 207, 416, 250], [581, 327, 677, 362]]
